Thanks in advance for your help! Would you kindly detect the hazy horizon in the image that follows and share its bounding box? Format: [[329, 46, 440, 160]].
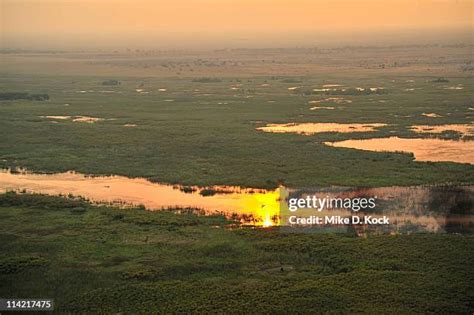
[[1, 0, 473, 50]]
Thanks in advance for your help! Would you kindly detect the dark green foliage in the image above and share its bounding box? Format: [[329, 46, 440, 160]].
[[0, 92, 49, 101], [0, 70, 473, 188], [101, 79, 121, 86], [432, 78, 450, 83], [180, 186, 197, 193], [280, 78, 302, 83], [199, 188, 217, 196], [0, 256, 48, 274], [0, 191, 88, 209], [191, 77, 222, 83], [0, 194, 473, 313]]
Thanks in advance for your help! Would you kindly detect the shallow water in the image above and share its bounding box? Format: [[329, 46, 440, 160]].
[[0, 170, 280, 226], [310, 106, 335, 110], [40, 115, 107, 123], [422, 113, 442, 118], [0, 170, 471, 233], [444, 85, 464, 90], [257, 123, 387, 135], [72, 116, 105, 123], [325, 136, 474, 164], [309, 97, 352, 104], [410, 124, 474, 137], [283, 186, 473, 234], [41, 115, 71, 120]]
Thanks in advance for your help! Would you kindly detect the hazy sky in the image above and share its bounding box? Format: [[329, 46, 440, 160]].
[[1, 0, 473, 49]]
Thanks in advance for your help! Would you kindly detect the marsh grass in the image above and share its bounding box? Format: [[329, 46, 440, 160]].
[[0, 193, 473, 313], [0, 69, 473, 188]]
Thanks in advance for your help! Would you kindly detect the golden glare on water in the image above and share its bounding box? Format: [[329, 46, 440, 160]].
[[1, 170, 472, 232], [257, 123, 387, 135], [0, 170, 282, 227], [410, 124, 474, 137], [325, 136, 474, 164], [240, 188, 284, 226]]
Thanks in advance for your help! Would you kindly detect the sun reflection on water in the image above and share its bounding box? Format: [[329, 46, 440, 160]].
[[240, 187, 286, 227]]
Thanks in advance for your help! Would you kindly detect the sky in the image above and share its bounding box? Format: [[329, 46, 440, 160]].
[[1, 0, 473, 49]]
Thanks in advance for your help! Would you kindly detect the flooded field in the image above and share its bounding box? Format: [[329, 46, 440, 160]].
[[326, 137, 474, 164], [2, 4, 474, 312], [310, 106, 335, 110], [410, 124, 474, 137], [2, 45, 473, 191], [283, 186, 473, 234], [309, 97, 352, 104], [0, 170, 281, 226], [422, 113, 443, 118], [1, 169, 472, 233], [257, 123, 387, 135], [40, 115, 71, 120], [40, 115, 108, 123]]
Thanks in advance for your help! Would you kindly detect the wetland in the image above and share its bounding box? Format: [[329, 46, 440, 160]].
[[1, 44, 473, 313]]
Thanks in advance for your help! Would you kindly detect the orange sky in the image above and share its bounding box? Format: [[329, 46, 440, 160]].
[[1, 0, 473, 49]]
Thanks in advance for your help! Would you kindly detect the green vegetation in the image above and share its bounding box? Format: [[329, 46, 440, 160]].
[[1, 193, 473, 313], [0, 92, 49, 101], [432, 78, 450, 83], [1, 74, 473, 188], [1, 41, 472, 314], [280, 78, 303, 83], [0, 46, 473, 189], [192, 77, 223, 83], [101, 79, 121, 86]]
